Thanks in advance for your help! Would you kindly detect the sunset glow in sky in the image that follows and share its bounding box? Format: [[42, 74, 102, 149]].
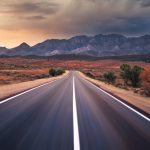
[[0, 0, 150, 48]]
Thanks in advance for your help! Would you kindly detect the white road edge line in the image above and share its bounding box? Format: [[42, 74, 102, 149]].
[[0, 80, 57, 105], [73, 76, 80, 150], [83, 78, 150, 122]]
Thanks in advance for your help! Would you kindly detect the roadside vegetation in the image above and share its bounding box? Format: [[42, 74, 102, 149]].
[[0, 57, 149, 96], [49, 68, 65, 77], [103, 72, 116, 84], [101, 64, 143, 87], [120, 64, 143, 87], [85, 72, 95, 79], [84, 63, 150, 97]]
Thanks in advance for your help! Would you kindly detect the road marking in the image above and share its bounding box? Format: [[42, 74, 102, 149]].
[[0, 80, 57, 105], [83, 78, 150, 122], [73, 76, 80, 150]]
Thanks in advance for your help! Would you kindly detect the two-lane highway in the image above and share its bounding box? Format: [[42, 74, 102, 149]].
[[0, 71, 150, 150]]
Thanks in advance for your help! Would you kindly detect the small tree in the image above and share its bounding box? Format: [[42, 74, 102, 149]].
[[56, 68, 65, 75], [49, 68, 56, 76], [130, 66, 143, 87], [49, 68, 65, 77], [85, 72, 95, 79], [103, 72, 116, 84], [120, 64, 131, 85], [120, 64, 143, 87]]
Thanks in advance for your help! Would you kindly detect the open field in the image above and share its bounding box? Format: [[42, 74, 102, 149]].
[[0, 71, 68, 100], [0, 69, 50, 84], [0, 57, 150, 85]]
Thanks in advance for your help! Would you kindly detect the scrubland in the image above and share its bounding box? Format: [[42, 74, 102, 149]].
[[0, 57, 149, 113], [0, 57, 149, 86]]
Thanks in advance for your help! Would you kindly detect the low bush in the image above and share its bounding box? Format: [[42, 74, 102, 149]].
[[103, 71, 116, 84], [130, 66, 144, 87], [49, 68, 65, 77], [120, 64, 131, 85], [120, 64, 143, 87], [85, 72, 95, 79]]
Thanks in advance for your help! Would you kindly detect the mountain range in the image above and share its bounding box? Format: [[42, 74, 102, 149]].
[[0, 34, 150, 57]]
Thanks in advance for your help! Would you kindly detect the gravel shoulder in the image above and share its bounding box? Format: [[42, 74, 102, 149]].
[[0, 71, 69, 101], [79, 71, 150, 115]]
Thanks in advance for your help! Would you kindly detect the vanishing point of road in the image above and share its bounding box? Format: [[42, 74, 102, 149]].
[[0, 71, 150, 150]]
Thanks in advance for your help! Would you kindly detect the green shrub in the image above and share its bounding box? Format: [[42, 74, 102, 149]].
[[49, 68, 65, 77], [130, 66, 143, 87], [85, 72, 95, 79], [120, 64, 131, 85], [103, 72, 116, 84], [56, 68, 65, 75], [120, 64, 143, 87], [49, 68, 56, 76]]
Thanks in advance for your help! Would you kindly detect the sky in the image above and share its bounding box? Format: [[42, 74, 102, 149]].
[[0, 0, 150, 48]]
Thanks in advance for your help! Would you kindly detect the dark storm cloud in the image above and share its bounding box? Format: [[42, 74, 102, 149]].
[[1, 0, 150, 35], [9, 2, 59, 14], [128, 0, 150, 7], [140, 0, 150, 7], [59, 0, 150, 35], [0, 0, 60, 18], [97, 16, 150, 35]]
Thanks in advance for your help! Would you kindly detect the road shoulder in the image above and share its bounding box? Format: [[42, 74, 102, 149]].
[[79, 71, 150, 115], [0, 71, 69, 101]]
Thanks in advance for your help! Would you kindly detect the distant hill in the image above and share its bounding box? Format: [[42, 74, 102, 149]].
[[1, 54, 150, 63], [1, 34, 150, 57]]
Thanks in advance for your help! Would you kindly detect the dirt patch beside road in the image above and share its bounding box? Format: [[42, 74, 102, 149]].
[[0, 71, 69, 101]]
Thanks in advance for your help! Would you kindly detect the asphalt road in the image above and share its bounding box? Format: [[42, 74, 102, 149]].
[[0, 71, 150, 150]]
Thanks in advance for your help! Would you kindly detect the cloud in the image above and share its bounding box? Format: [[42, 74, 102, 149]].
[[56, 0, 150, 35], [21, 15, 46, 20], [0, 0, 150, 47], [100, 16, 150, 35], [0, 0, 61, 19], [140, 0, 150, 7], [9, 2, 60, 14]]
